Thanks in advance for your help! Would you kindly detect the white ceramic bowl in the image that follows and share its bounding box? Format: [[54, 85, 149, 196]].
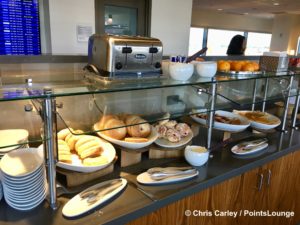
[[184, 145, 209, 167], [169, 63, 194, 81], [195, 61, 217, 78]]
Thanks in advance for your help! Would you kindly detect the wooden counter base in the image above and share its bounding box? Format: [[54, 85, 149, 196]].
[[127, 150, 300, 225]]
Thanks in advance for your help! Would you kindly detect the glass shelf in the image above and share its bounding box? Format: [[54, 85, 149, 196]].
[[0, 70, 299, 102], [54, 85, 234, 135]]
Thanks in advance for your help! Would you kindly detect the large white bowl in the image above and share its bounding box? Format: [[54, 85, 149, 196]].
[[184, 145, 209, 167], [169, 63, 194, 81], [94, 123, 158, 150], [191, 110, 250, 133], [195, 61, 217, 78]]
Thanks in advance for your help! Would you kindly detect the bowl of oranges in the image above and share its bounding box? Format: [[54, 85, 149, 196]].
[[217, 60, 260, 74]]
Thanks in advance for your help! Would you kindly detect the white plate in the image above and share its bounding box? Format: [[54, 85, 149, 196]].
[[0, 129, 29, 153], [154, 132, 193, 149], [0, 148, 44, 177], [233, 110, 281, 130], [62, 178, 127, 218], [191, 110, 250, 132], [94, 123, 158, 150], [39, 137, 116, 173], [136, 170, 199, 185], [231, 143, 269, 155], [1, 166, 44, 183]]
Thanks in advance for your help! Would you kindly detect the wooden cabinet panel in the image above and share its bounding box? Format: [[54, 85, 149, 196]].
[[127, 151, 300, 225]]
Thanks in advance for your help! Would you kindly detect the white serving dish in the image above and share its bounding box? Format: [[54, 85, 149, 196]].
[[184, 145, 209, 166], [231, 143, 268, 155], [38, 137, 116, 173], [192, 61, 217, 78], [154, 132, 193, 149], [136, 170, 199, 185], [169, 62, 194, 81], [191, 110, 250, 132], [233, 110, 281, 130], [94, 123, 158, 150], [0, 129, 29, 153], [0, 148, 44, 177], [62, 178, 127, 218]]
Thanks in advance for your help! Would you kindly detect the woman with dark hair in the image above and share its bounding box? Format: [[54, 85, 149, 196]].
[[226, 35, 246, 55]]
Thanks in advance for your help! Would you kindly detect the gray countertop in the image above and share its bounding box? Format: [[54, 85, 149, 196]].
[[0, 128, 299, 225]]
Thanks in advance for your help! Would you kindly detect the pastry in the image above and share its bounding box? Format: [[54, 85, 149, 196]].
[[58, 154, 72, 164], [57, 128, 73, 140], [126, 117, 151, 138], [103, 118, 127, 140], [83, 156, 108, 166], [166, 128, 181, 143], [65, 130, 84, 151], [79, 146, 102, 159], [75, 135, 98, 152], [175, 123, 192, 137], [156, 125, 168, 138], [165, 120, 177, 128], [124, 137, 149, 143], [77, 139, 103, 156]]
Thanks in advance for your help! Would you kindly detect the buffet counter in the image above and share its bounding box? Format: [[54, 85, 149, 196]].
[[0, 128, 299, 225]]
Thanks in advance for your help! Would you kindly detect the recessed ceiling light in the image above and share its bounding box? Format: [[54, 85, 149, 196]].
[[273, 2, 280, 6], [217, 8, 223, 11]]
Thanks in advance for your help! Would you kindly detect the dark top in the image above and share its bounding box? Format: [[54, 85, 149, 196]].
[[226, 35, 246, 55]]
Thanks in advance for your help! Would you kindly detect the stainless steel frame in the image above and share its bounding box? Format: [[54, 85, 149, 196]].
[[42, 89, 58, 210]]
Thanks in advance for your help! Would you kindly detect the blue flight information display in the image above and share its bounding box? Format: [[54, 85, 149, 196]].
[[0, 0, 41, 55]]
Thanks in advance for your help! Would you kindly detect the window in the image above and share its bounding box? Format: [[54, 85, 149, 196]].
[[245, 32, 272, 55], [206, 29, 244, 56], [188, 27, 204, 56]]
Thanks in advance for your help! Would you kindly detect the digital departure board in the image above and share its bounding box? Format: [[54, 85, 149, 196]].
[[0, 0, 41, 55]]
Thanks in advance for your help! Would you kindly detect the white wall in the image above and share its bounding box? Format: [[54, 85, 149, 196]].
[[191, 9, 273, 33], [270, 14, 300, 52], [150, 0, 193, 56], [49, 0, 95, 55]]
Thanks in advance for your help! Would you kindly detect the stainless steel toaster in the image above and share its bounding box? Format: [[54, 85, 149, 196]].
[[87, 34, 163, 78]]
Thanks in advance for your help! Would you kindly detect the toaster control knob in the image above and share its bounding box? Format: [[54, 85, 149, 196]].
[[154, 62, 161, 68], [115, 62, 123, 70]]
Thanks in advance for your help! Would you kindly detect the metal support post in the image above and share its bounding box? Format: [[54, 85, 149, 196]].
[[281, 76, 294, 133], [262, 78, 269, 112], [251, 79, 258, 111], [42, 88, 58, 210], [206, 81, 217, 150], [292, 89, 300, 129]]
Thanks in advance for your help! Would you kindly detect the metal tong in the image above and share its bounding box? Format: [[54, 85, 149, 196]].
[[236, 138, 268, 151], [147, 167, 197, 181]]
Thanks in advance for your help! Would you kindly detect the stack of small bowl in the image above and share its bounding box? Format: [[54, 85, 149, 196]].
[[0, 148, 47, 211]]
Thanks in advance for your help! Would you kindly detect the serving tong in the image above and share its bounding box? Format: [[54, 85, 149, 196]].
[[235, 138, 268, 151], [147, 167, 197, 181], [80, 179, 123, 205]]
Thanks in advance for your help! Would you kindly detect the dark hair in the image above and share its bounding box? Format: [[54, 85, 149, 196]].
[[226, 35, 246, 55]]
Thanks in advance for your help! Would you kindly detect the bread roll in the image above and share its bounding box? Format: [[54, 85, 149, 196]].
[[126, 117, 151, 138], [103, 118, 127, 140], [83, 156, 108, 166], [125, 115, 140, 126], [98, 115, 118, 129], [124, 137, 148, 143]]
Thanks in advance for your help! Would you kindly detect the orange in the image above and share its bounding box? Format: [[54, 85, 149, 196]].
[[231, 61, 243, 71], [241, 63, 255, 72], [218, 61, 231, 71], [252, 62, 260, 71]]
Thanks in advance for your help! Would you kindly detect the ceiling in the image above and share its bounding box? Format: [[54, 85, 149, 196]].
[[193, 0, 300, 18]]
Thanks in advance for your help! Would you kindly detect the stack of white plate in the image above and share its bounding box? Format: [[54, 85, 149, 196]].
[[0, 148, 47, 211], [0, 181, 3, 201], [0, 129, 29, 159]]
